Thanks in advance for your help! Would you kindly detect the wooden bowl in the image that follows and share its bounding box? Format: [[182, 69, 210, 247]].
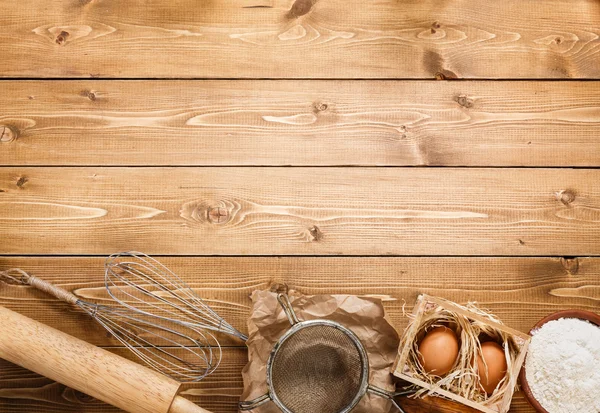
[[519, 310, 600, 413]]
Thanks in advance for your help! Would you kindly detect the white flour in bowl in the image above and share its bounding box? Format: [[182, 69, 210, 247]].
[[525, 317, 600, 413]]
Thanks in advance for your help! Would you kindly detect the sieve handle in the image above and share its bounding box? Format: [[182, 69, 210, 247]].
[[368, 385, 411, 413], [238, 393, 271, 410], [277, 293, 299, 325]]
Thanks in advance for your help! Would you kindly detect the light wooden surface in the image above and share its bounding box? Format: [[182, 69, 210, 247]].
[[1, 256, 597, 412], [2, 1, 600, 412], [1, 0, 600, 78], [0, 257, 596, 347], [2, 81, 600, 166], [1, 167, 600, 256]]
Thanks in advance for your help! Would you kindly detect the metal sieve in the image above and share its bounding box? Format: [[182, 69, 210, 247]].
[[239, 294, 410, 413]]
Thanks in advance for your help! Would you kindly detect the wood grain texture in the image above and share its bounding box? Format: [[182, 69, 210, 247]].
[[0, 347, 538, 413], [4, 256, 591, 413], [1, 257, 597, 346], [1, 0, 599, 79], [2, 81, 600, 167], [1, 167, 600, 255]]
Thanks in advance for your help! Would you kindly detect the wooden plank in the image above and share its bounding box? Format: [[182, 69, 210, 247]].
[[0, 0, 599, 79], [1, 257, 597, 346], [1, 167, 600, 255], [2, 81, 600, 167], [1, 256, 592, 412], [0, 347, 537, 412]]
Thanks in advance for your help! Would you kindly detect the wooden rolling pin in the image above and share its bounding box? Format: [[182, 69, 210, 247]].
[[0, 305, 211, 413]]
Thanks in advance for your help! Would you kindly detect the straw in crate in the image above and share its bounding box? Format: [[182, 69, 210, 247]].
[[392, 294, 531, 413]]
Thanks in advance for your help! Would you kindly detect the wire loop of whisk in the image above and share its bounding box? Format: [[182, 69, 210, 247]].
[[83, 301, 222, 382], [104, 252, 248, 342]]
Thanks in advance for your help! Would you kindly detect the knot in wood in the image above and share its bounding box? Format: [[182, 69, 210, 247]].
[[287, 0, 316, 18], [269, 283, 289, 294], [0, 125, 17, 143], [55, 31, 70, 45], [555, 189, 575, 205], [309, 225, 323, 241], [81, 90, 97, 101], [16, 176, 28, 188], [560, 257, 579, 275], [207, 206, 230, 224], [313, 101, 328, 112], [72, 390, 96, 403], [455, 95, 474, 108], [435, 70, 458, 80]]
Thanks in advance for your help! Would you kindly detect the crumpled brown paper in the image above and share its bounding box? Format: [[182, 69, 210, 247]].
[[240, 290, 400, 413]]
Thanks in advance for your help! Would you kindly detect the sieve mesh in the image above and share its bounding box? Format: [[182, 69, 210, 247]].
[[269, 324, 366, 413]]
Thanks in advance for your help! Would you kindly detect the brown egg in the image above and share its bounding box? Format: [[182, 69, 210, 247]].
[[418, 326, 459, 376], [476, 341, 507, 395]]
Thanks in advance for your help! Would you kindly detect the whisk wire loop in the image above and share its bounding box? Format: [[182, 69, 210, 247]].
[[104, 252, 247, 341]]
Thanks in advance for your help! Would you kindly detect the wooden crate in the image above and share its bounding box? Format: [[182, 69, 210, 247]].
[[393, 294, 531, 413]]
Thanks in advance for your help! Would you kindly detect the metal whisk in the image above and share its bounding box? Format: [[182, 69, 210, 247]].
[[0, 253, 246, 382], [104, 252, 247, 343]]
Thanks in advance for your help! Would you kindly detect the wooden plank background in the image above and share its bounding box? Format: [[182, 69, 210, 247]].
[[2, 167, 600, 256], [1, 257, 595, 347], [1, 81, 600, 166], [0, 256, 596, 412], [1, 0, 600, 412], [1, 0, 600, 78]]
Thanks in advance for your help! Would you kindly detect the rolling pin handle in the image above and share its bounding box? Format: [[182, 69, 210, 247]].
[[169, 395, 212, 413]]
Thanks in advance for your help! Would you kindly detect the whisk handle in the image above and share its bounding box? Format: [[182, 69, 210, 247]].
[[28, 274, 80, 305], [2, 268, 79, 305]]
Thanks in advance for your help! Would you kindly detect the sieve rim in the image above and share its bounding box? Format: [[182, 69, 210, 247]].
[[266, 319, 370, 413]]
